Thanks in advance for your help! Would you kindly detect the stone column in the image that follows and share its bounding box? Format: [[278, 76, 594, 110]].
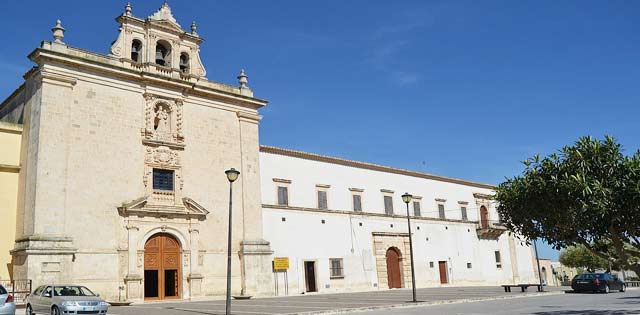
[[187, 227, 203, 298], [124, 224, 143, 301], [236, 112, 274, 296]]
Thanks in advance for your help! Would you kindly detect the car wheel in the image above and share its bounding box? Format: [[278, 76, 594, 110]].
[[26, 304, 34, 315], [51, 306, 60, 315], [604, 285, 610, 294], [620, 284, 626, 292]]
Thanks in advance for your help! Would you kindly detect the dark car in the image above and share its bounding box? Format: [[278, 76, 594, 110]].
[[571, 273, 626, 293]]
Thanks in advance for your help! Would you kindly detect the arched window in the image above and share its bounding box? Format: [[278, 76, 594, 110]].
[[131, 39, 142, 62], [155, 40, 171, 66], [179, 53, 189, 73]]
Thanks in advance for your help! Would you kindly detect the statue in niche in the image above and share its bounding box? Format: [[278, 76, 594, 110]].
[[154, 105, 171, 135]]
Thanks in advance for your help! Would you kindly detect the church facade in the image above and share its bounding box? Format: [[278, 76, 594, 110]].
[[0, 3, 538, 302]]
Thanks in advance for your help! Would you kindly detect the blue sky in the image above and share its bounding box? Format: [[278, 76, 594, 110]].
[[2, 1, 639, 260]]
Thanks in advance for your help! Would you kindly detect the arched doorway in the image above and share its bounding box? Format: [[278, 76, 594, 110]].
[[386, 247, 402, 289], [480, 206, 489, 229], [144, 233, 181, 300]]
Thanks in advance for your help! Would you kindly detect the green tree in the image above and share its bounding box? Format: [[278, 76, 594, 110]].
[[495, 136, 640, 275], [559, 245, 608, 272]]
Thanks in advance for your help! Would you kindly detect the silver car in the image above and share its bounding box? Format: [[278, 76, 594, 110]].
[[0, 284, 16, 315], [25, 285, 109, 315]]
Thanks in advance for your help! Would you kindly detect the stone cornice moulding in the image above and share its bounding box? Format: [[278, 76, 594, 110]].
[[262, 204, 480, 226], [237, 111, 262, 123], [272, 178, 292, 184], [260, 146, 496, 190], [380, 189, 394, 194], [412, 195, 423, 200], [473, 193, 494, 200], [0, 122, 23, 134], [316, 184, 331, 189], [34, 69, 77, 89], [349, 188, 364, 192], [0, 164, 20, 173], [27, 47, 268, 110], [372, 232, 410, 238], [458, 201, 470, 205], [435, 198, 447, 203]]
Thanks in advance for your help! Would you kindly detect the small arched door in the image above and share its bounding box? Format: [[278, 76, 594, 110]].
[[144, 233, 181, 300], [386, 248, 402, 289], [480, 206, 489, 229]]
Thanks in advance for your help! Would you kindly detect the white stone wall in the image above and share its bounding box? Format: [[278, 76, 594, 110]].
[[260, 151, 538, 295]]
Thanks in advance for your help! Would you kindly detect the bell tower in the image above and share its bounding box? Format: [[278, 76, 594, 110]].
[[109, 2, 207, 78]]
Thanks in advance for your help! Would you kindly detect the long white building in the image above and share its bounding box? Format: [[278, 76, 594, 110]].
[[0, 2, 538, 301], [260, 146, 537, 294]]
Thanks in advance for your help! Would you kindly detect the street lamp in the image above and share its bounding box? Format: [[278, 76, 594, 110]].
[[224, 168, 240, 315], [402, 192, 418, 303]]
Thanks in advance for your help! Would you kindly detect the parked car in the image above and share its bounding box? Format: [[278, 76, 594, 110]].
[[25, 285, 109, 315], [571, 273, 626, 293], [0, 284, 16, 315]]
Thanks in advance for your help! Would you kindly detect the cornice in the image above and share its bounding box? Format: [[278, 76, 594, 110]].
[[0, 122, 23, 134], [262, 204, 480, 225], [0, 164, 20, 173], [260, 146, 496, 190], [28, 46, 268, 110]]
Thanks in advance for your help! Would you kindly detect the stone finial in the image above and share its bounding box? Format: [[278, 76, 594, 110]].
[[51, 20, 65, 44], [237, 69, 248, 88], [125, 2, 132, 16], [190, 21, 198, 36]]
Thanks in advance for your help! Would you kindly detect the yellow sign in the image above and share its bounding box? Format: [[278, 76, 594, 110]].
[[273, 257, 289, 271]]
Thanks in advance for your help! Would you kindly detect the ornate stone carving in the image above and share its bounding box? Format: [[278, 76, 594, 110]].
[[146, 146, 180, 167], [141, 93, 184, 147]]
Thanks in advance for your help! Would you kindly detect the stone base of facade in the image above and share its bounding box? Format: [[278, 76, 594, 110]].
[[240, 239, 274, 296], [10, 235, 77, 285]]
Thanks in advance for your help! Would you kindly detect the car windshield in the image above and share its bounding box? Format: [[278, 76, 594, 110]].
[[0, 285, 6, 294], [53, 286, 95, 297], [576, 273, 605, 280]]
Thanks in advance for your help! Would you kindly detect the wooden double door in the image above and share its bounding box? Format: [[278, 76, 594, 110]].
[[144, 233, 181, 300], [386, 248, 403, 289]]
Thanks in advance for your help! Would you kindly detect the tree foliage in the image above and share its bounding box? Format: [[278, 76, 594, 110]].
[[559, 245, 608, 272], [495, 136, 640, 275]]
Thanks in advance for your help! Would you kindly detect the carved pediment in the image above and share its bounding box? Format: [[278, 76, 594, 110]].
[[148, 19, 185, 34], [118, 196, 209, 220]]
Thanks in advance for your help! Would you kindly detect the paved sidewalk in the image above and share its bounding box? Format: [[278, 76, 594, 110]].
[[109, 286, 565, 315]]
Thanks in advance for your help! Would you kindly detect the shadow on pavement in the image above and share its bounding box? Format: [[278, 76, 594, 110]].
[[533, 311, 640, 315]]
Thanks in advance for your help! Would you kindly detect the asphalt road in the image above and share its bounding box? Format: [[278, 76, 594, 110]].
[[108, 286, 564, 315], [359, 289, 640, 315]]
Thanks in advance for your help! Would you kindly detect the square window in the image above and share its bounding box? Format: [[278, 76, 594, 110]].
[[429, 261, 434, 268], [438, 204, 446, 219], [467, 263, 472, 269], [353, 194, 362, 212], [413, 201, 421, 216], [277, 186, 289, 206], [384, 196, 394, 215], [153, 169, 174, 191], [330, 258, 344, 278], [318, 190, 328, 209]]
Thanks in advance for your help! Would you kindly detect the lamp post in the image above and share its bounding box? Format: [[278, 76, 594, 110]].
[[533, 239, 544, 292], [402, 192, 418, 302], [224, 168, 240, 315]]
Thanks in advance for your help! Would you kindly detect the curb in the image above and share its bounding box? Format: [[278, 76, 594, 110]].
[[285, 291, 565, 315]]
